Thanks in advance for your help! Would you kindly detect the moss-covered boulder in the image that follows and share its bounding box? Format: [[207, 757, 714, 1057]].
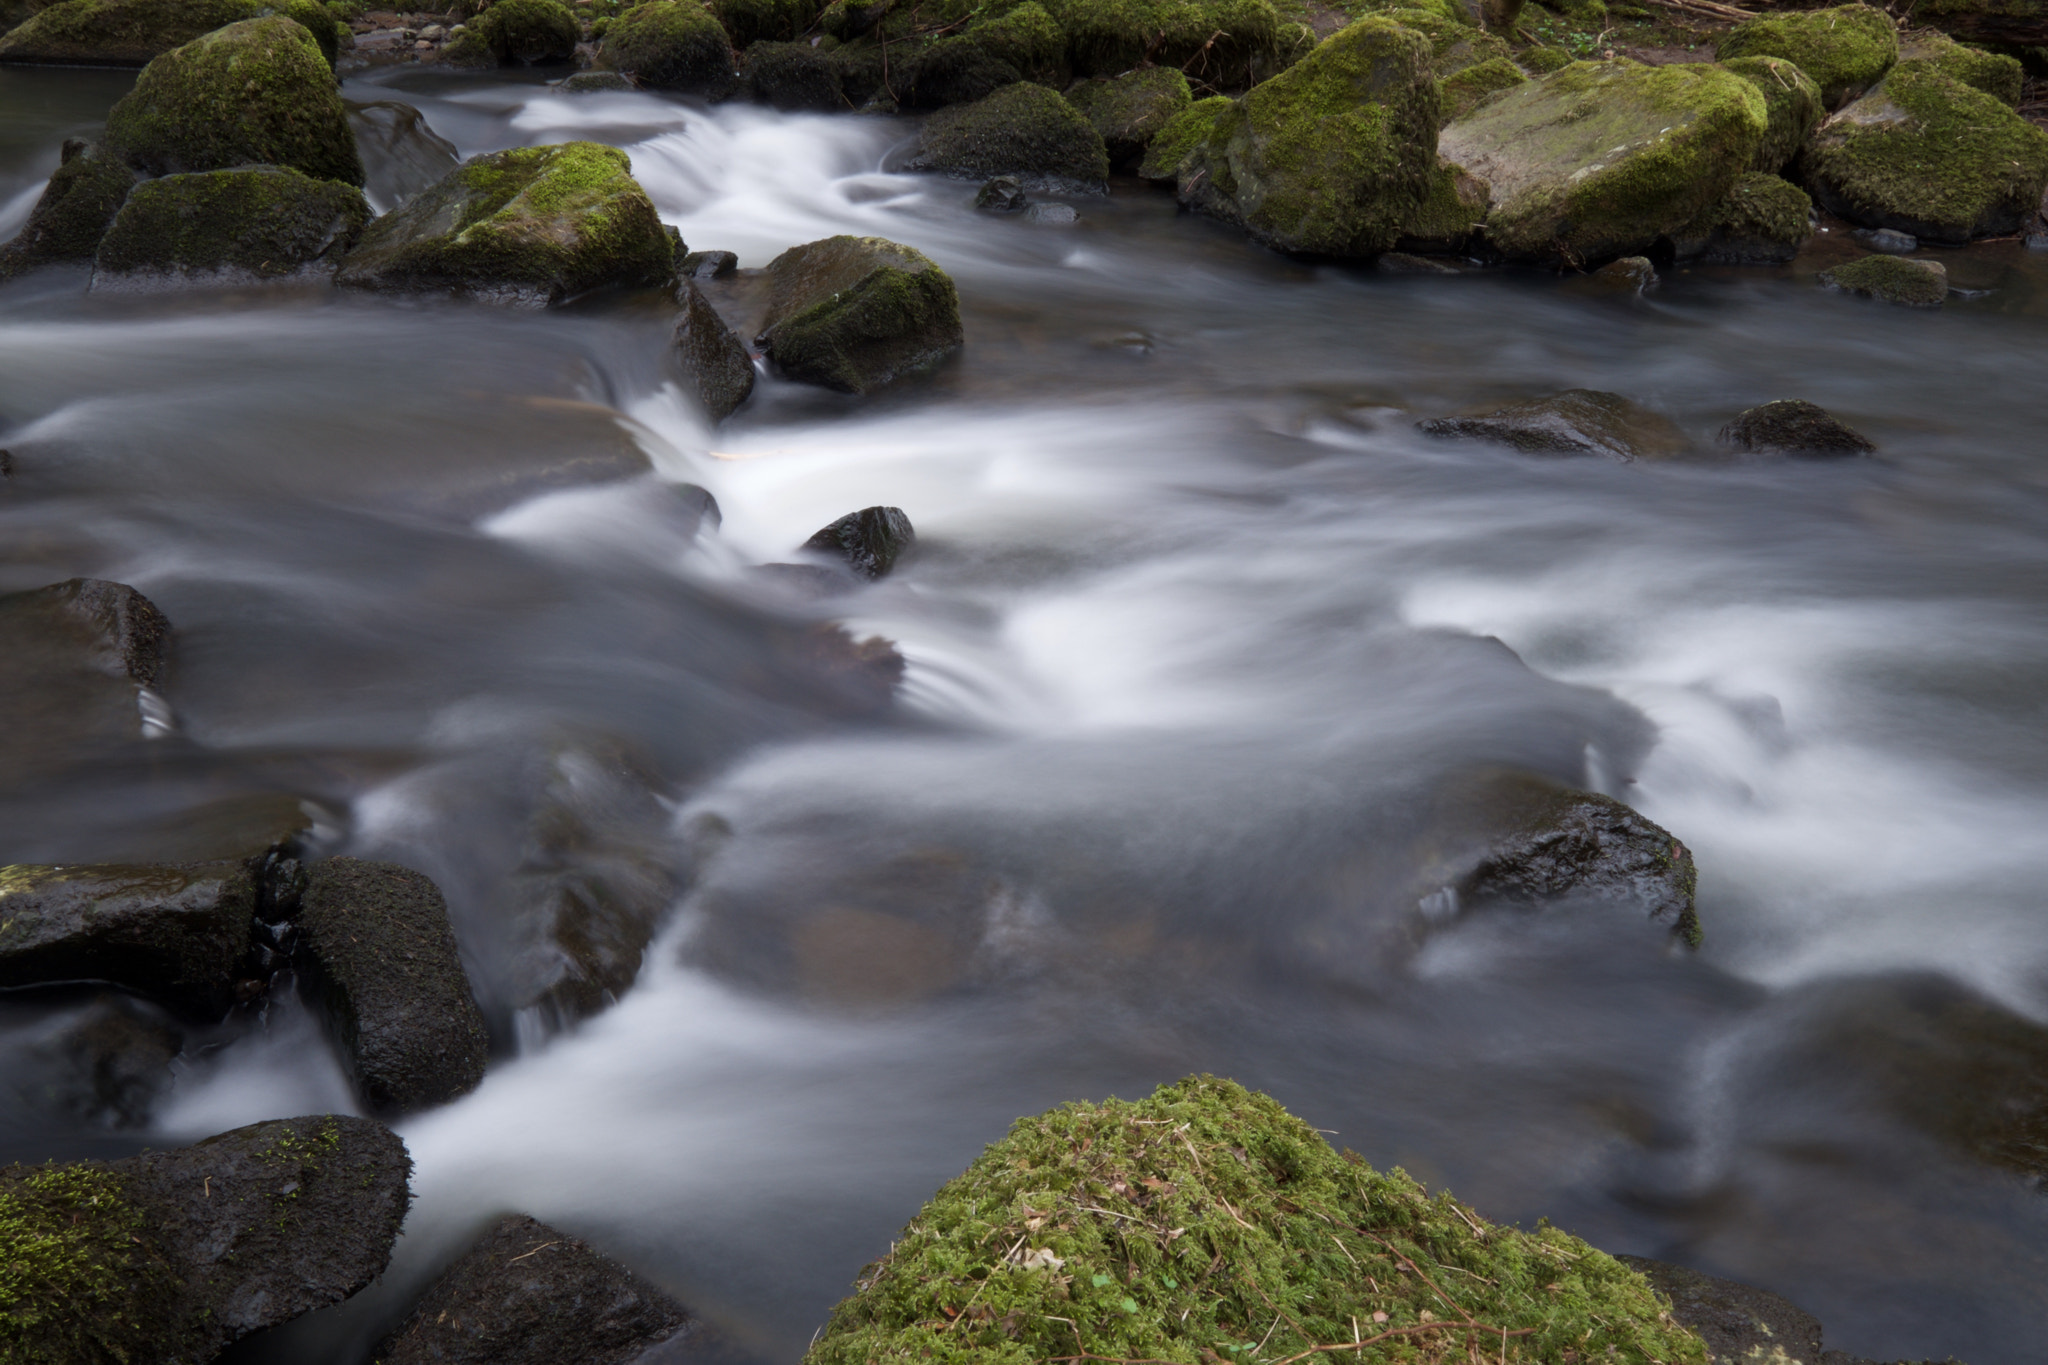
[[1045, 0, 1279, 89], [0, 139, 134, 280], [1136, 93, 1229, 182], [1896, 27, 2022, 105], [908, 81, 1109, 192], [103, 16, 362, 187], [756, 235, 963, 394], [1818, 252, 1948, 306], [1382, 5, 1509, 76], [742, 38, 844, 109], [337, 142, 675, 306], [710, 0, 820, 47], [1718, 55, 1821, 174], [1066, 66, 1191, 166], [1396, 155, 1490, 253], [674, 277, 755, 421], [1437, 59, 1765, 266], [1715, 3, 1896, 108], [805, 1076, 1707, 1365], [91, 165, 368, 288], [465, 0, 578, 63], [899, 1, 1066, 107], [1438, 53, 1524, 120], [1420, 390, 1692, 462], [1717, 398, 1874, 456], [1666, 170, 1811, 264], [1180, 16, 1438, 258], [1909, 0, 2048, 46], [601, 0, 736, 97], [1799, 61, 2048, 242], [0, 0, 340, 67]]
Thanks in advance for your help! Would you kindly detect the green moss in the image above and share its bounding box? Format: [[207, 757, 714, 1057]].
[[92, 165, 369, 281], [1346, 0, 1474, 28], [709, 0, 820, 46], [0, 1163, 168, 1365], [1819, 252, 1948, 306], [1398, 154, 1489, 249], [1066, 65, 1192, 164], [1273, 19, 1315, 67], [470, 0, 579, 62], [1895, 27, 2022, 105], [1438, 54, 1523, 119], [1717, 3, 1897, 107], [1380, 6, 1506, 74], [103, 16, 362, 186], [911, 81, 1111, 189], [1717, 55, 1822, 173], [0, 0, 340, 64], [805, 1076, 1708, 1365], [1137, 92, 1230, 181], [1668, 169, 1810, 264], [601, 0, 736, 93], [757, 234, 963, 394], [0, 140, 134, 280], [1041, 0, 1281, 90], [968, 0, 1063, 80], [1517, 43, 1568, 72]]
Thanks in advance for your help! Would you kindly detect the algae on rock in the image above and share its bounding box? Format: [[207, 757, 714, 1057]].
[[755, 234, 963, 394], [0, 0, 341, 67], [0, 139, 134, 280], [93, 165, 370, 287], [600, 0, 737, 96], [1715, 3, 1897, 108]]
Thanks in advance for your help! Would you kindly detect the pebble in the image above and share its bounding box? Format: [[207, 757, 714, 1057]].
[[1025, 202, 1079, 226], [1856, 227, 1919, 253]]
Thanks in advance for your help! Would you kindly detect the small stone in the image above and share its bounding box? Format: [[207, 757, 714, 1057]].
[[1617, 1259, 1823, 1365], [1856, 226, 1918, 253], [974, 174, 1027, 213], [1818, 254, 1948, 308], [679, 248, 737, 278], [1718, 398, 1875, 457], [1024, 201, 1078, 225], [420, 23, 445, 39], [1588, 255, 1658, 293], [802, 506, 915, 581], [1418, 390, 1691, 462]]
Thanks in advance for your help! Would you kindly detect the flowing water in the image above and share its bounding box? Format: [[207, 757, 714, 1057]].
[[4, 62, 2048, 1365]]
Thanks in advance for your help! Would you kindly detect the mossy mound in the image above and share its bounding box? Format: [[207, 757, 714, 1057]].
[[1818, 252, 1947, 306], [1136, 93, 1229, 182], [742, 38, 844, 109], [908, 81, 1110, 192], [1517, 43, 1569, 73], [103, 16, 363, 186], [1066, 66, 1192, 166], [1717, 56, 1821, 174], [709, 0, 821, 47], [468, 0, 579, 63], [338, 141, 675, 306], [601, 0, 736, 96], [1437, 59, 1765, 266], [1716, 3, 1897, 108], [1666, 170, 1811, 264], [967, 1, 1065, 82], [0, 139, 134, 281], [1043, 0, 1279, 90], [1381, 6, 1508, 75], [0, 0, 340, 67], [1180, 16, 1439, 258], [804, 1076, 1707, 1365], [755, 234, 963, 394], [899, 7, 1070, 112], [1437, 54, 1523, 120], [1800, 60, 2048, 242], [1895, 27, 2022, 106], [1397, 155, 1490, 252], [92, 165, 369, 286]]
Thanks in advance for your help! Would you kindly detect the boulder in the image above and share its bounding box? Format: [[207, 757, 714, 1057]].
[[1518, 43, 1571, 74], [1666, 170, 1812, 265], [377, 1213, 713, 1365], [466, 0, 579, 64], [1396, 154, 1489, 252], [0, 0, 340, 66], [1909, 0, 2048, 47], [1717, 399, 1874, 456], [680, 247, 737, 277], [1437, 59, 1766, 266], [974, 174, 1028, 211], [1437, 53, 1524, 120], [1800, 61, 2048, 242], [1715, 3, 1897, 108], [0, 578, 171, 788], [741, 38, 844, 109], [754, 235, 963, 394], [1049, 0, 1279, 89], [21, 994, 183, 1129], [600, 0, 736, 97], [1718, 55, 1822, 174], [90, 165, 369, 289], [908, 81, 1110, 192], [1418, 389, 1692, 463], [709, 0, 819, 47], [1617, 1259, 1824, 1365], [0, 139, 134, 281], [673, 278, 755, 421], [1895, 27, 2020, 106], [1384, 5, 1511, 77], [337, 142, 676, 306], [103, 16, 363, 187], [1135, 93, 1229, 182], [348, 99, 462, 212], [1179, 16, 1438, 258], [1819, 253, 1947, 306], [901, 3, 1066, 108], [1065, 66, 1191, 166], [295, 857, 490, 1114], [561, 68, 635, 90], [802, 505, 915, 580], [0, 1115, 409, 1365]]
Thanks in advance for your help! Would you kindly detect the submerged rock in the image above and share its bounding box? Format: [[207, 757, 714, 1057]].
[[0, 577, 171, 785], [802, 505, 915, 580], [600, 0, 736, 97], [1667, 170, 1813, 265], [1716, 3, 1898, 109], [741, 38, 844, 110], [673, 277, 755, 422], [561, 69, 636, 91], [0, 139, 135, 280], [1618, 1259, 1825, 1365], [755, 235, 963, 394], [680, 247, 738, 278], [0, 0, 340, 66], [1418, 389, 1691, 462], [1718, 399, 1875, 456], [1718, 55, 1823, 175], [1065, 66, 1192, 166], [91, 166, 369, 289], [974, 174, 1028, 211], [465, 0, 578, 64], [908, 81, 1110, 193], [348, 99, 461, 212], [20, 995, 183, 1129], [1818, 253, 1948, 307], [1589, 255, 1658, 293]]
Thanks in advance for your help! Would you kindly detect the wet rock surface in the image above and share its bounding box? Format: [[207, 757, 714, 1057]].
[[348, 98, 461, 210], [908, 81, 1111, 193], [1619, 1258, 1825, 1365], [0, 577, 172, 790], [1819, 254, 1948, 307], [0, 138, 135, 280], [1719, 399, 1875, 457], [91, 165, 371, 288], [801, 505, 915, 581], [673, 277, 756, 422], [1418, 389, 1691, 461], [755, 235, 963, 394]]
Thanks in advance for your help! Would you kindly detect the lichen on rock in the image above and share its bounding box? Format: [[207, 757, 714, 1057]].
[[908, 81, 1110, 192], [0, 0, 341, 67], [600, 0, 736, 97], [91, 165, 369, 289], [755, 234, 963, 394], [1715, 3, 1898, 108], [0, 139, 134, 281]]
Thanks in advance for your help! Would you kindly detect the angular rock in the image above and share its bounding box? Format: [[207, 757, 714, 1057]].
[[709, 0, 819, 47], [467, 0, 579, 63], [1065, 66, 1191, 166], [349, 99, 461, 212], [600, 0, 736, 98], [1588, 254, 1658, 293], [0, 139, 134, 281], [0, 578, 171, 787], [1053, 0, 1279, 89], [296, 857, 490, 1114], [103, 16, 364, 186], [680, 247, 737, 278], [90, 165, 369, 289], [802, 505, 915, 580], [755, 235, 963, 394], [1718, 399, 1874, 457], [1136, 93, 1229, 182], [0, 0, 340, 66], [1666, 170, 1812, 265], [908, 81, 1109, 193], [1896, 27, 2021, 106], [1438, 53, 1525, 121], [1818, 253, 1947, 307], [1396, 155, 1489, 253], [1616, 1258, 1824, 1365], [24, 994, 183, 1129], [974, 174, 1028, 211], [1024, 200, 1077, 225], [1716, 3, 1898, 109], [1180, 16, 1438, 258], [741, 38, 844, 110], [337, 142, 676, 306], [1418, 389, 1691, 462], [1718, 55, 1822, 175], [1437, 58, 1766, 266], [673, 277, 755, 422]]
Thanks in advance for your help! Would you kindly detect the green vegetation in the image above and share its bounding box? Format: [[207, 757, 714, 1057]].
[[1378, 6, 1507, 75], [470, 0, 580, 62], [1437, 54, 1523, 120], [600, 0, 736, 93], [1399, 155, 1489, 249], [0, 0, 340, 65], [0, 1163, 167, 1365], [1819, 253, 1948, 306], [1717, 55, 1822, 174], [93, 166, 370, 280], [709, 0, 822, 46], [1895, 27, 2022, 106], [1137, 93, 1230, 180], [1716, 3, 1897, 107], [1671, 170, 1810, 263], [758, 235, 964, 394], [912, 81, 1111, 187], [1066, 66, 1193, 164]]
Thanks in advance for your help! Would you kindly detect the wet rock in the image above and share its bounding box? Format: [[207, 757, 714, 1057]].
[[1065, 66, 1192, 166], [295, 857, 490, 1114], [1438, 58, 1766, 266], [1378, 250, 1461, 274], [802, 505, 915, 580], [672, 277, 755, 423], [1060, 0, 1279, 88], [680, 248, 738, 278], [338, 142, 676, 306], [1616, 1258, 1824, 1365], [1716, 3, 1898, 109], [1718, 55, 1822, 175], [89, 166, 369, 290], [1136, 93, 1229, 183], [0, 139, 135, 281], [1418, 390, 1691, 462], [1856, 227, 1918, 253], [0, 578, 171, 787], [974, 174, 1028, 212], [465, 0, 578, 64], [1437, 53, 1525, 121], [1717, 399, 1874, 457], [348, 99, 461, 212], [103, 17, 363, 186], [1818, 254, 1948, 307], [23, 994, 182, 1128], [0, 1115, 409, 1364], [600, 0, 736, 98], [0, 0, 341, 66], [741, 38, 844, 110], [1666, 171, 1813, 265], [1589, 255, 1658, 293], [909, 81, 1110, 193], [561, 68, 636, 91], [755, 235, 963, 394], [377, 1213, 713, 1365], [1179, 17, 1437, 258], [1024, 201, 1077, 225]]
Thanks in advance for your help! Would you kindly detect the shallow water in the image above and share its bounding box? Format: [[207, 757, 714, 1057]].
[[3, 62, 2048, 1365]]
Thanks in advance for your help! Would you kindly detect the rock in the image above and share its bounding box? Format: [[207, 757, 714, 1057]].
[[1589, 255, 1658, 292], [1716, 3, 1897, 108], [1818, 253, 1948, 307], [1135, 93, 1229, 182], [754, 235, 963, 394], [1617, 1259, 1824, 1365], [1437, 58, 1766, 266], [103, 16, 363, 187], [295, 857, 490, 1114], [1667, 170, 1812, 265], [1418, 389, 1691, 462], [600, 0, 736, 97], [1065, 66, 1192, 166], [349, 100, 461, 212], [1179, 16, 1438, 258], [561, 68, 635, 90], [680, 247, 738, 277], [0, 578, 171, 787], [1718, 55, 1822, 175], [1909, 0, 2048, 47], [466, 0, 579, 64], [741, 38, 844, 109], [22, 994, 182, 1128], [1385, 5, 1511, 78], [1024, 200, 1077, 224], [1438, 53, 1525, 120], [901, 3, 1066, 109], [1378, 250, 1461, 274], [1395, 155, 1489, 253], [1717, 398, 1875, 456], [0, 0, 340, 66], [0, 1115, 409, 1365], [708, 0, 818, 47], [0, 139, 134, 281], [908, 81, 1110, 193], [974, 174, 1028, 211], [1895, 26, 2021, 105], [89, 165, 369, 289], [802, 506, 915, 580], [1800, 61, 2048, 242], [337, 142, 676, 306], [673, 277, 755, 422], [377, 1213, 713, 1365], [1855, 226, 1918, 252], [1054, 0, 1279, 89]]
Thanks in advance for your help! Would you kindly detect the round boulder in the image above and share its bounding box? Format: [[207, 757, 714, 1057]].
[[601, 0, 736, 97], [909, 81, 1110, 192], [754, 235, 964, 394], [91, 165, 370, 288], [1716, 2, 1898, 108], [1717, 399, 1875, 456]]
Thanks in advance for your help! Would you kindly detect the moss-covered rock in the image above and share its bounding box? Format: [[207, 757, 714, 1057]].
[[1043, 0, 1278, 89], [674, 276, 754, 421], [1666, 170, 1811, 264], [1420, 390, 1693, 462], [1382, 5, 1509, 75], [91, 165, 368, 288], [1716, 3, 1897, 108], [466, 0, 579, 63], [1436, 59, 1765, 266], [1517, 43, 1570, 73], [1717, 398, 1875, 456], [899, 32, 1030, 109], [0, 0, 341, 67], [1717, 55, 1822, 174], [756, 235, 962, 394], [1895, 26, 2022, 105], [1066, 66, 1191, 166], [804, 1075, 1708, 1365], [1799, 60, 2048, 242], [968, 0, 1065, 81], [1396, 154, 1490, 252], [1180, 16, 1438, 258], [338, 142, 675, 306], [103, 16, 362, 187], [742, 37, 843, 108], [908, 81, 1110, 192], [709, 0, 820, 47], [601, 0, 736, 96], [1136, 92, 1229, 182], [1908, 0, 2048, 46], [1437, 53, 1524, 119], [0, 139, 134, 280], [1818, 252, 1948, 306]]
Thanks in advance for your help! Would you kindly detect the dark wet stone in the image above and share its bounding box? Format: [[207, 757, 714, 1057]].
[[0, 577, 169, 789], [755, 235, 962, 394], [802, 505, 915, 580], [377, 1213, 716, 1365], [1617, 1258, 1824, 1365], [561, 69, 635, 91], [1589, 255, 1659, 293], [974, 174, 1028, 212], [1856, 227, 1919, 253], [1718, 399, 1875, 457], [25, 994, 183, 1128], [0, 139, 135, 281], [296, 857, 489, 1114], [1417, 390, 1691, 461], [741, 38, 844, 111], [0, 576, 168, 685], [680, 248, 738, 278], [348, 98, 460, 210], [672, 277, 755, 422], [1024, 201, 1078, 226]]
